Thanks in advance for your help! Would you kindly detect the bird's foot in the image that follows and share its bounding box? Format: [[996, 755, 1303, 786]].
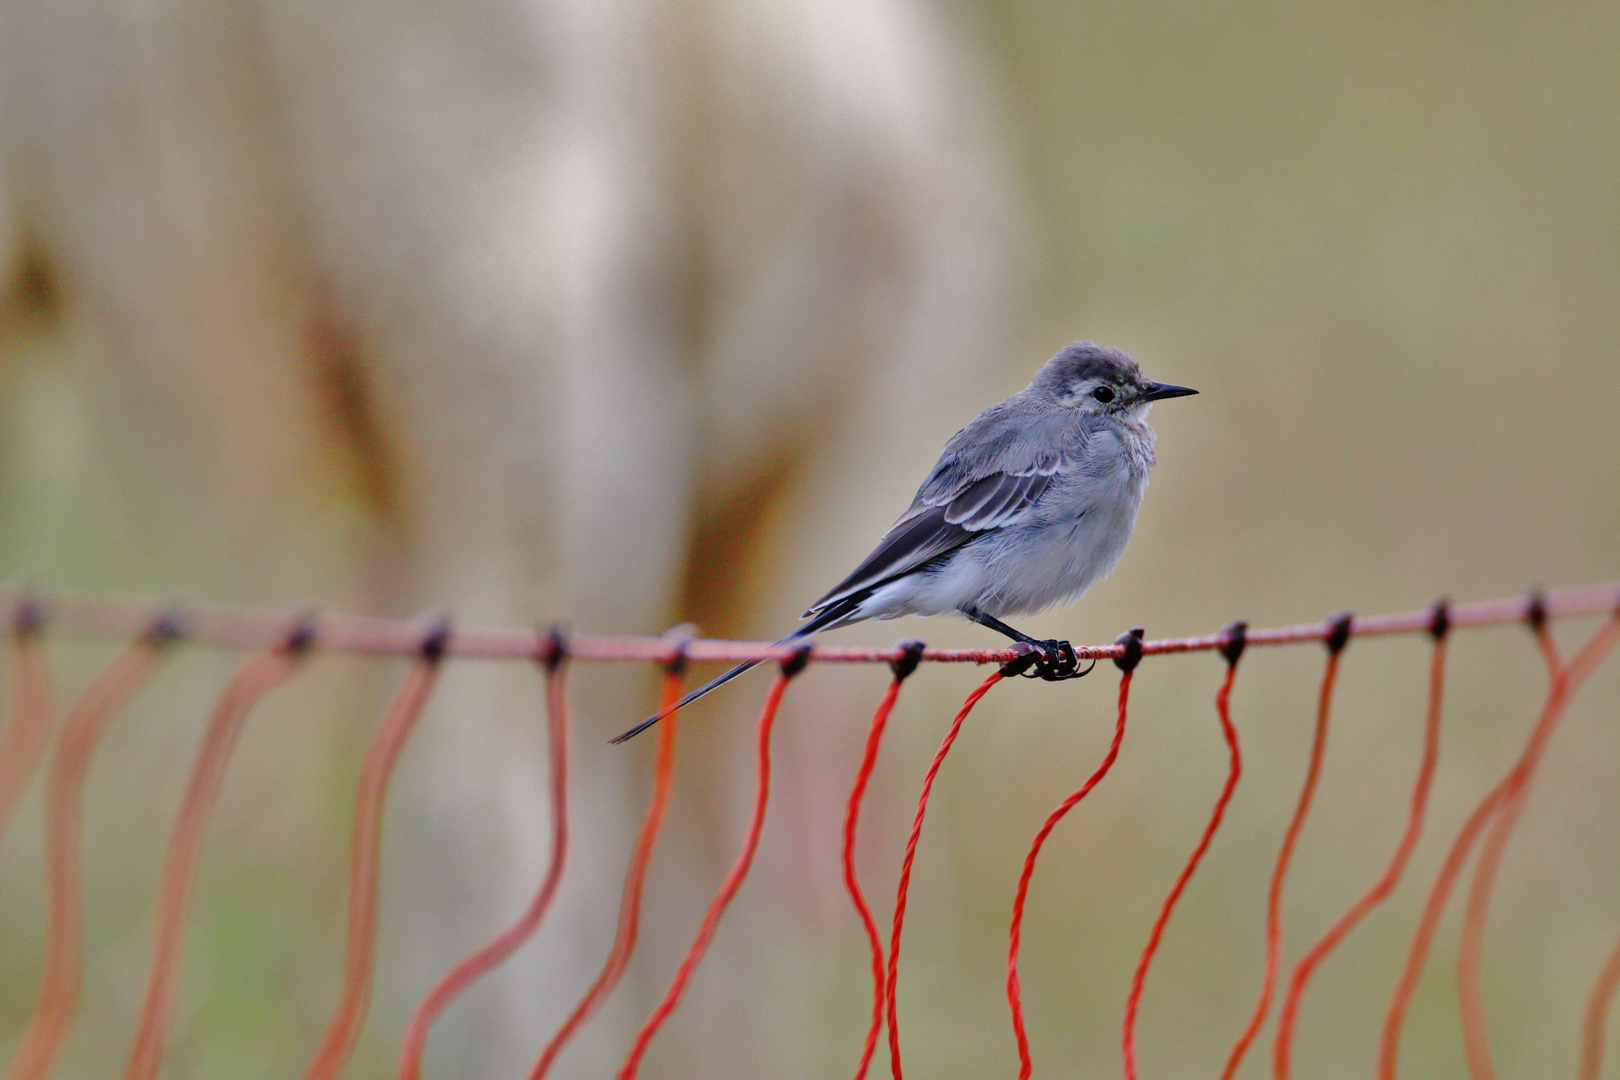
[[1020, 638, 1094, 681]]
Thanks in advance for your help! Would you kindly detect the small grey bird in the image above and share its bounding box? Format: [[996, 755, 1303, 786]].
[[612, 342, 1194, 742]]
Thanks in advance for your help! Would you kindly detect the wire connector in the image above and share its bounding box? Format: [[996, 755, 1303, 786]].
[[1427, 598, 1451, 640], [419, 616, 453, 664], [537, 625, 568, 671], [1524, 587, 1548, 633], [659, 623, 697, 677], [780, 642, 813, 679], [140, 605, 188, 648], [12, 588, 48, 637], [890, 640, 926, 682], [1325, 612, 1354, 655], [1114, 627, 1145, 673], [663, 643, 690, 678], [1220, 620, 1248, 666], [281, 609, 320, 656]]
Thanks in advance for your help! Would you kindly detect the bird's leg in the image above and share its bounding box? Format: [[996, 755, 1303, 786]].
[[960, 607, 1046, 649], [959, 607, 1091, 681]]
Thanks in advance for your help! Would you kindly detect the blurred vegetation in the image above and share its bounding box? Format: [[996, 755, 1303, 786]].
[[2, 1, 1618, 1078]]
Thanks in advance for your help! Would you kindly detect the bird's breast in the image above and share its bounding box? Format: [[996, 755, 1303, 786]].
[[978, 426, 1151, 617]]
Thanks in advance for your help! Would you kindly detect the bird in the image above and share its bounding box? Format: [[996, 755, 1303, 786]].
[[611, 341, 1195, 743]]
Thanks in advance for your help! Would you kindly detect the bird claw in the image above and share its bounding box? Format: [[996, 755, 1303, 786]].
[[1020, 638, 1093, 681]]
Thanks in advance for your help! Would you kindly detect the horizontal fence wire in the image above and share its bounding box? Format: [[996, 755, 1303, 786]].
[[3, 581, 1617, 665]]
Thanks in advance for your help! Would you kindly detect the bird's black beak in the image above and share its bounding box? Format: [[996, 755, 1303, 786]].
[[1140, 381, 1198, 401]]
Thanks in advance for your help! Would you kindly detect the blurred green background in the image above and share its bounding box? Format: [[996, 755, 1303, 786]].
[[2, 0, 1618, 1078]]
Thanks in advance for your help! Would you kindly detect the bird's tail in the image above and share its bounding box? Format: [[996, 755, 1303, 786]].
[[609, 598, 861, 744]]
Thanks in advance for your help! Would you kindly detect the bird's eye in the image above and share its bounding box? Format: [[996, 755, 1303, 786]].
[[1091, 386, 1115, 404]]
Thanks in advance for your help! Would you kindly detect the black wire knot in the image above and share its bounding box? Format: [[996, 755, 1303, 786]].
[[1113, 627, 1145, 674], [890, 640, 926, 683], [537, 625, 568, 671], [1220, 620, 1248, 667], [1427, 598, 1451, 640], [11, 589, 48, 637], [780, 642, 813, 679], [419, 615, 453, 664], [1325, 611, 1354, 655], [1524, 587, 1548, 633]]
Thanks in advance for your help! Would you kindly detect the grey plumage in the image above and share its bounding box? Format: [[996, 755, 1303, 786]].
[[805, 341, 1188, 626], [613, 341, 1194, 742]]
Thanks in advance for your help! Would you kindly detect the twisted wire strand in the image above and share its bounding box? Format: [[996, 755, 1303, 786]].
[[306, 637, 448, 1080], [0, 625, 55, 847], [616, 652, 806, 1080], [398, 637, 571, 1080], [5, 641, 164, 1080], [1378, 611, 1620, 1080], [125, 643, 307, 1080], [0, 580, 1613, 1080], [841, 671, 912, 1080], [886, 670, 1006, 1080], [1219, 626, 1350, 1080], [1123, 656, 1242, 1080], [528, 661, 681, 1080], [1454, 614, 1620, 1080], [1008, 668, 1135, 1080], [1581, 931, 1620, 1080], [1273, 626, 1448, 1079]]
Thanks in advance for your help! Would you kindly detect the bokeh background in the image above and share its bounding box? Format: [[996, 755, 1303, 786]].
[[1, 0, 1617, 1078]]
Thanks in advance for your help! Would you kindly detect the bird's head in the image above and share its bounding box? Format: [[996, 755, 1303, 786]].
[[1031, 341, 1197, 418]]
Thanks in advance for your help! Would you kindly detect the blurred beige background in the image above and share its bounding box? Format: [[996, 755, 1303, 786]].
[[1, 0, 1617, 1078]]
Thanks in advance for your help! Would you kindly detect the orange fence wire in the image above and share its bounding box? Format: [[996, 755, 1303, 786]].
[[882, 667, 1008, 1080], [1008, 633, 1140, 1080], [1219, 614, 1352, 1080], [307, 622, 449, 1080], [7, 635, 167, 1080], [1379, 607, 1620, 1080], [1454, 614, 1620, 1080], [616, 646, 810, 1080], [1273, 603, 1449, 1079], [527, 646, 682, 1080], [124, 632, 310, 1080], [1582, 931, 1620, 1080], [6, 581, 1615, 665], [1123, 622, 1245, 1080], [840, 641, 924, 1080], [0, 607, 55, 847], [1, 579, 1617, 1080], [397, 630, 571, 1080]]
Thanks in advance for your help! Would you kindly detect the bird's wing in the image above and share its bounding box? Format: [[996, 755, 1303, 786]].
[[803, 400, 1090, 618], [800, 504, 975, 618]]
